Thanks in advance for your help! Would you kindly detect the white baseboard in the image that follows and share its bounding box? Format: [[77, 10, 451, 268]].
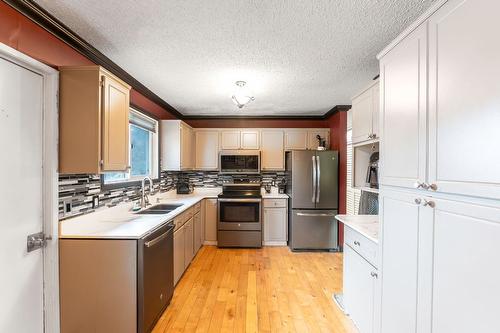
[[263, 241, 287, 246]]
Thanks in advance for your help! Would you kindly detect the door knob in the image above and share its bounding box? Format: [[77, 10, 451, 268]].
[[414, 198, 422, 205], [423, 200, 435, 208]]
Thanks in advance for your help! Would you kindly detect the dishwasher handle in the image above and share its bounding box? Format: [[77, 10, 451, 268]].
[[144, 225, 173, 248]]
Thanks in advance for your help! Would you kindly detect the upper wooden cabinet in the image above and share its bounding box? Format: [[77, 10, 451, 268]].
[[161, 120, 194, 171], [284, 130, 308, 150], [195, 130, 219, 170], [352, 81, 379, 144], [261, 130, 284, 170], [220, 130, 260, 149], [59, 66, 131, 174]]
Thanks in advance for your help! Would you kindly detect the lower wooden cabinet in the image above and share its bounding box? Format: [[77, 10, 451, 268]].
[[173, 225, 186, 286], [193, 211, 202, 252], [204, 199, 218, 244], [184, 217, 194, 266], [263, 199, 288, 246]]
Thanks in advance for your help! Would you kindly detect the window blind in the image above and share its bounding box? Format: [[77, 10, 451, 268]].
[[129, 108, 157, 133]]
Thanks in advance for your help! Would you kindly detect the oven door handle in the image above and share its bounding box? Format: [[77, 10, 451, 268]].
[[218, 198, 262, 203]]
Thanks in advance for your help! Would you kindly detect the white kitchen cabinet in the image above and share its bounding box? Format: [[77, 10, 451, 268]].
[[184, 218, 194, 268], [204, 199, 218, 244], [220, 130, 240, 150], [378, 190, 421, 333], [352, 81, 379, 144], [161, 120, 194, 171], [263, 199, 287, 246], [193, 211, 202, 253], [241, 130, 260, 149], [284, 130, 308, 150], [260, 130, 284, 170], [173, 225, 185, 285], [344, 244, 377, 333], [307, 129, 330, 150], [195, 130, 219, 170], [379, 24, 427, 189], [426, 0, 500, 200]]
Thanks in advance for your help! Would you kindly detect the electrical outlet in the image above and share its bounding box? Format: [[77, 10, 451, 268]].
[[92, 195, 99, 209], [63, 200, 72, 215]]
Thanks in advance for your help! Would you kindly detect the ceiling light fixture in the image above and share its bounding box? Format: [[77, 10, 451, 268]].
[[231, 81, 255, 109]]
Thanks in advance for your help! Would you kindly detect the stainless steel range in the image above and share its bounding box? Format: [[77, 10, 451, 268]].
[[217, 178, 262, 248]]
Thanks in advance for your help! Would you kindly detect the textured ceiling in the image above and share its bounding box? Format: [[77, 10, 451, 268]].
[[35, 0, 432, 116]]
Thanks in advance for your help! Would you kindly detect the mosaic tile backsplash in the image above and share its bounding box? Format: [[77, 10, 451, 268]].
[[58, 171, 286, 219]]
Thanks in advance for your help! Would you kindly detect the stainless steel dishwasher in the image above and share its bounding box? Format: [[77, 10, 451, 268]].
[[137, 222, 174, 333]]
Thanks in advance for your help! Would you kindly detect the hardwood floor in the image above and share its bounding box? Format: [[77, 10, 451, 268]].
[[153, 246, 358, 333]]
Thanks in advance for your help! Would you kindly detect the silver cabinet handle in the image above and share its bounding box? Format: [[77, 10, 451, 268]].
[[353, 241, 360, 246], [312, 155, 317, 203], [414, 181, 428, 189], [428, 183, 438, 191], [423, 200, 435, 208], [296, 212, 336, 217], [371, 271, 378, 278], [316, 155, 321, 203], [414, 198, 422, 205]]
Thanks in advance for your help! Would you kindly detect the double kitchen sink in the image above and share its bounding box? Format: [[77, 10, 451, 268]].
[[135, 203, 184, 215]]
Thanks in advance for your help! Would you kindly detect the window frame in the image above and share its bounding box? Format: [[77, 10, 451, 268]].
[[101, 106, 160, 189]]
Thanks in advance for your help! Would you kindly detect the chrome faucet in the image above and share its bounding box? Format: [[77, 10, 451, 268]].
[[141, 176, 153, 208]]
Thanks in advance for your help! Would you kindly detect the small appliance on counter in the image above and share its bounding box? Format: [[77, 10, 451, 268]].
[[366, 152, 379, 189], [176, 181, 193, 194], [278, 178, 287, 194]]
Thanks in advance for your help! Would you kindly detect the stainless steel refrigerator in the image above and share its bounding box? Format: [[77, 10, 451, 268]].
[[286, 150, 339, 251]]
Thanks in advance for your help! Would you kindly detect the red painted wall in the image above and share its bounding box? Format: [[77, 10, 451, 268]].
[[0, 2, 176, 120], [327, 111, 347, 247]]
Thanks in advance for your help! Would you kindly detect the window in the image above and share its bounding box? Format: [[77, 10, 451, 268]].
[[103, 108, 159, 184]]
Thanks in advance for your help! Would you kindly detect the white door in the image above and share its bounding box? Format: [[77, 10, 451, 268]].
[[420, 198, 500, 333], [379, 23, 427, 189], [204, 199, 218, 242], [0, 57, 44, 333], [173, 226, 185, 285], [240, 130, 260, 149], [378, 189, 421, 333], [195, 130, 219, 170], [261, 130, 284, 170], [263, 208, 287, 243], [427, 0, 500, 200], [284, 130, 308, 150], [343, 245, 376, 333], [352, 88, 373, 144], [220, 130, 241, 149]]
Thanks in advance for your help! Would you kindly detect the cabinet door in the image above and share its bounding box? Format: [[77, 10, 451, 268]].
[[241, 130, 260, 149], [352, 88, 373, 144], [307, 129, 330, 150], [193, 212, 202, 253], [180, 124, 190, 169], [173, 227, 185, 285], [343, 245, 377, 333], [184, 218, 194, 267], [261, 130, 284, 170], [195, 130, 219, 170], [101, 73, 130, 171], [263, 208, 287, 243], [421, 198, 500, 333], [220, 130, 241, 149], [427, 0, 500, 200], [371, 83, 380, 139], [379, 24, 427, 189], [204, 199, 218, 242], [379, 189, 421, 333], [284, 130, 308, 150]]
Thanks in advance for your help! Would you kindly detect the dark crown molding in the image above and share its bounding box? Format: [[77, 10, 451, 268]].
[[4, 0, 184, 119], [5, 0, 351, 120]]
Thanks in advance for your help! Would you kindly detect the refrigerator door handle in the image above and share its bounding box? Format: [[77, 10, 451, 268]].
[[296, 212, 336, 217], [312, 155, 317, 203], [316, 155, 321, 203]]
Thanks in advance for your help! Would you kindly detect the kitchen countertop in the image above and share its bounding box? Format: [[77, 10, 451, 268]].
[[335, 214, 379, 243], [59, 187, 221, 240], [261, 187, 289, 199]]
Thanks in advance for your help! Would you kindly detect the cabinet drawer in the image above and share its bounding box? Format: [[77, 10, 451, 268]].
[[194, 202, 201, 213], [344, 226, 377, 267], [263, 199, 287, 208]]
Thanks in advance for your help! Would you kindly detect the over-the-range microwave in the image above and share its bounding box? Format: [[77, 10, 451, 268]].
[[219, 150, 260, 174]]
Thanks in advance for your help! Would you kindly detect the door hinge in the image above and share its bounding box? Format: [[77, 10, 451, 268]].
[[27, 232, 51, 253]]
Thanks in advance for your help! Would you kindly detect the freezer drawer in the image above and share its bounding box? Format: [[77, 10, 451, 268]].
[[289, 209, 338, 250]]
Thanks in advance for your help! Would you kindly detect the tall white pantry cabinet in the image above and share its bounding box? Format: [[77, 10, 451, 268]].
[[377, 1, 500, 333]]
